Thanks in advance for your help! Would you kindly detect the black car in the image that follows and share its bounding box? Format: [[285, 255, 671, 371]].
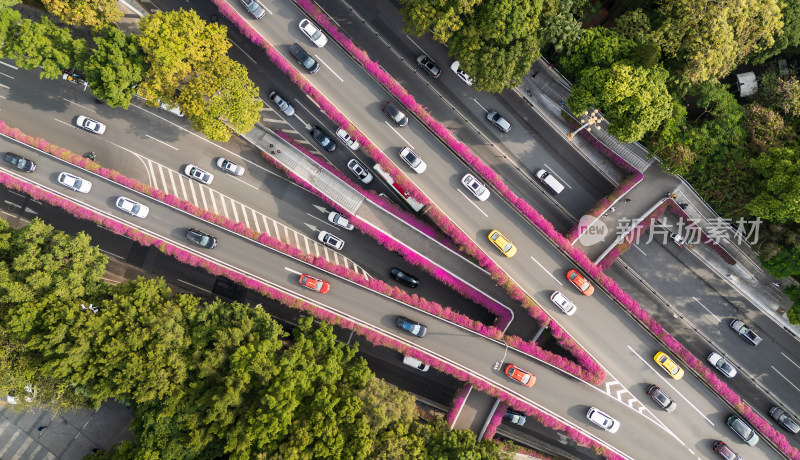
[[289, 43, 320, 74], [729, 319, 762, 346], [713, 441, 741, 460], [390, 268, 420, 288], [395, 316, 427, 337], [381, 101, 408, 127], [186, 228, 217, 249], [310, 126, 336, 152], [647, 385, 677, 412], [770, 406, 800, 434], [3, 152, 36, 172]]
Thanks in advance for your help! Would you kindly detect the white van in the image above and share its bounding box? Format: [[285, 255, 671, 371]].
[[535, 169, 564, 195], [402, 355, 430, 372]]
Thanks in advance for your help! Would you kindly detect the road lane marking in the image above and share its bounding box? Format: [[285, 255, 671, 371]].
[[456, 190, 488, 217], [628, 346, 714, 426], [530, 256, 562, 285], [781, 352, 800, 370], [315, 56, 343, 82], [0, 83, 9, 89], [632, 243, 646, 256], [0, 61, 18, 70], [383, 121, 414, 149], [229, 40, 258, 64], [145, 134, 179, 150], [472, 99, 487, 112], [771, 366, 800, 393], [692, 296, 720, 322]]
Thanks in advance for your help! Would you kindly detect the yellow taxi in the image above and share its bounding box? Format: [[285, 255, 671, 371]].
[[488, 230, 517, 257], [654, 351, 684, 380]]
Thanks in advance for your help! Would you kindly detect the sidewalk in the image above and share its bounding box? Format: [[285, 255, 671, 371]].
[[518, 58, 799, 339]]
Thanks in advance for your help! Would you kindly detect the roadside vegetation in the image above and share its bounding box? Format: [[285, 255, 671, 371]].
[[0, 2, 260, 141], [401, 0, 800, 320], [0, 218, 510, 459]]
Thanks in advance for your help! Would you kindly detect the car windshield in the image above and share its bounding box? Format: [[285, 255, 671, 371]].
[[302, 57, 315, 68], [732, 419, 751, 436], [402, 150, 419, 166], [245, 1, 259, 12], [520, 373, 531, 384]]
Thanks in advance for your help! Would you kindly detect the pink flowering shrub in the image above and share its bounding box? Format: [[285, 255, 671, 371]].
[[597, 202, 667, 270], [446, 384, 472, 426]]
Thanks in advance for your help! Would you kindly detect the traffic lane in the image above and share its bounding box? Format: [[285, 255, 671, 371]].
[[314, 0, 614, 222], [614, 239, 800, 433], [618, 237, 800, 406], [0, 138, 672, 460]]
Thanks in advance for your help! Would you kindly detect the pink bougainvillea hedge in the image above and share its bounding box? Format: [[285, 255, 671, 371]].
[[597, 201, 667, 271], [446, 384, 472, 427]]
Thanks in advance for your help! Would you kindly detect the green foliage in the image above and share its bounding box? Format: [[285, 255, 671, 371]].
[[401, 0, 544, 93], [615, 9, 652, 41], [84, 28, 145, 109], [567, 63, 671, 143], [761, 246, 800, 278], [653, 0, 783, 83], [137, 9, 261, 141], [786, 286, 800, 324], [41, 0, 123, 31], [539, 0, 583, 55], [744, 104, 794, 154], [749, 0, 800, 63], [748, 146, 800, 223], [559, 27, 636, 78], [0, 13, 88, 79], [412, 417, 509, 459]]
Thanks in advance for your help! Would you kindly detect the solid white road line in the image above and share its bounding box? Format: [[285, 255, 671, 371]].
[[692, 296, 720, 322], [530, 256, 562, 285]]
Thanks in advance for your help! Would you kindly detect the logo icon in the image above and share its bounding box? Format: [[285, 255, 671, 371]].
[[577, 215, 608, 246]]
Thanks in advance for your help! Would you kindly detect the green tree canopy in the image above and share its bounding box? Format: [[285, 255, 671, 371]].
[[653, 0, 783, 83], [137, 9, 260, 141], [84, 27, 145, 109], [41, 0, 123, 31], [748, 146, 800, 223], [401, 0, 545, 92], [559, 27, 636, 78], [0, 12, 88, 79], [568, 63, 672, 142]]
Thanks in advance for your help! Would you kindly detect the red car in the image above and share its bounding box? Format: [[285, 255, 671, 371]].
[[566, 269, 595, 296], [504, 364, 536, 387], [299, 274, 330, 293]]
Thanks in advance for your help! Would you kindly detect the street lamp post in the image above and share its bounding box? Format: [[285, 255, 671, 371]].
[[567, 109, 604, 141]]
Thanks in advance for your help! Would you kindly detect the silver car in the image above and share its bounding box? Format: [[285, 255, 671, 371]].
[[216, 158, 244, 176], [708, 352, 737, 378], [239, 0, 265, 19], [269, 91, 295, 116], [328, 211, 354, 230], [487, 111, 511, 132]]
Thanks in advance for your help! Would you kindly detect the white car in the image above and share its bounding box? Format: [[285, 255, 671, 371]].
[[487, 111, 511, 132], [550, 291, 576, 316], [6, 385, 34, 405], [328, 211, 354, 230], [184, 164, 214, 184], [450, 61, 473, 86], [461, 173, 490, 201], [299, 18, 328, 47], [75, 115, 106, 134], [399, 147, 427, 174], [57, 172, 92, 193], [347, 159, 373, 184], [402, 356, 430, 372], [216, 157, 245, 176], [318, 231, 344, 250], [115, 196, 149, 218], [586, 407, 620, 433], [269, 91, 295, 116], [708, 352, 737, 378], [336, 128, 359, 150]]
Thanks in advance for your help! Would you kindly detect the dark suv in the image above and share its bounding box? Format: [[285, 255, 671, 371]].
[[391, 268, 420, 288], [770, 406, 800, 434], [289, 43, 320, 74], [186, 228, 217, 249], [647, 385, 677, 412]]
